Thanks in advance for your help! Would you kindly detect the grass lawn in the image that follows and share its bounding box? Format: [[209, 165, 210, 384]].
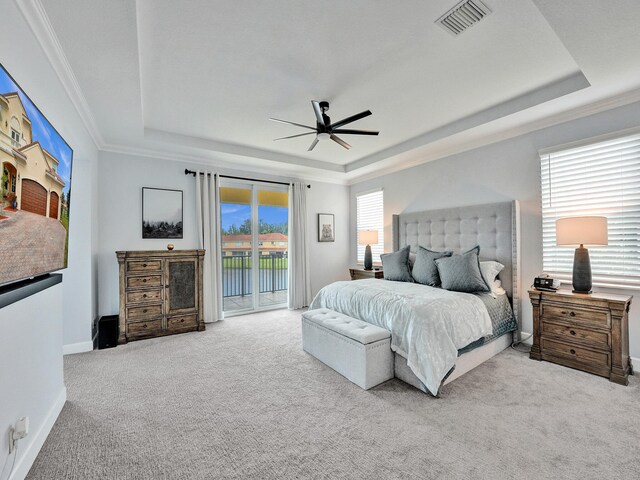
[[223, 256, 288, 269], [61, 209, 69, 264]]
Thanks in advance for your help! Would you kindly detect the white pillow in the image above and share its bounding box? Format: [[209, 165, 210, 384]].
[[492, 279, 507, 296], [480, 261, 505, 295]]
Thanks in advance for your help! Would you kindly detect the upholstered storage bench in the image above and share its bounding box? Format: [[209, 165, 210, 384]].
[[301, 308, 393, 389]]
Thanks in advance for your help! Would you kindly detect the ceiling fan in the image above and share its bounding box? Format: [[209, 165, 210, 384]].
[[270, 101, 379, 151]]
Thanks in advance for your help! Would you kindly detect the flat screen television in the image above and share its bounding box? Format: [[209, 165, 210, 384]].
[[0, 63, 73, 287]]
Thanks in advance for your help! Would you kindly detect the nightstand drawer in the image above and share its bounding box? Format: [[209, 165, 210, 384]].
[[541, 320, 610, 349], [542, 304, 609, 328], [127, 304, 163, 320], [126, 260, 162, 273], [127, 318, 163, 336], [126, 289, 163, 304], [541, 338, 610, 368], [126, 275, 162, 289]]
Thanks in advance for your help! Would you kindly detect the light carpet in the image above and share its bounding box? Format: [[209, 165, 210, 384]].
[[28, 309, 640, 479]]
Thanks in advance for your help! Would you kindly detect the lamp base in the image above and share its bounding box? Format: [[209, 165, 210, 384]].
[[572, 246, 592, 294], [364, 244, 373, 270]]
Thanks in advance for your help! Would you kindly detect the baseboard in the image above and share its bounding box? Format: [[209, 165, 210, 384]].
[[10, 387, 66, 480], [63, 341, 93, 355], [631, 357, 639, 371], [517, 331, 533, 346]]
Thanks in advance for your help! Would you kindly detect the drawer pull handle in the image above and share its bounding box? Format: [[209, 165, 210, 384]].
[[143, 294, 147, 298], [180, 319, 184, 323], [570, 330, 576, 336], [569, 311, 576, 317], [143, 263, 147, 267], [142, 324, 147, 329], [143, 279, 147, 283], [570, 349, 576, 355], [143, 309, 147, 313]]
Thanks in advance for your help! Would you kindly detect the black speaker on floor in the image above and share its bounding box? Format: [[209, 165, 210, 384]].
[[97, 315, 119, 350]]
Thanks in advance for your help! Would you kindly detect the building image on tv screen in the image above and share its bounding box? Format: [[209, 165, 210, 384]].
[[0, 64, 73, 287]]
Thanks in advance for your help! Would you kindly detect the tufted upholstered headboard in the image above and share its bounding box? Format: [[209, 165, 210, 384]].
[[392, 201, 521, 332]]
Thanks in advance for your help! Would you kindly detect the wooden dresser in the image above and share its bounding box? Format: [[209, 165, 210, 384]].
[[529, 289, 633, 385], [116, 250, 205, 344]]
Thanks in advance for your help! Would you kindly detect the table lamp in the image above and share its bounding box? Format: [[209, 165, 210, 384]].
[[359, 230, 379, 270], [556, 216, 608, 294]]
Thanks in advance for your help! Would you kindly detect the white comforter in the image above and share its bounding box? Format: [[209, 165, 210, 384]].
[[309, 279, 493, 395]]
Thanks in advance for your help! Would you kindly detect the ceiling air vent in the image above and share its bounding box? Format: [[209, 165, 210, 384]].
[[436, 0, 492, 36]]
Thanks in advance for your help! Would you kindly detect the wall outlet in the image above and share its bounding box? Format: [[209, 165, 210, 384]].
[[8, 416, 29, 454]]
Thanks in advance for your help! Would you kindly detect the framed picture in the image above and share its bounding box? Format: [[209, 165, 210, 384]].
[[142, 187, 183, 239], [318, 213, 335, 242]]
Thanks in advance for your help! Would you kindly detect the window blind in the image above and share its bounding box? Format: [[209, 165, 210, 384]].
[[540, 130, 640, 288], [356, 189, 384, 264]]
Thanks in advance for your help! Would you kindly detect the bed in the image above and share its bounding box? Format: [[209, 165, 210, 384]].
[[310, 201, 521, 395]]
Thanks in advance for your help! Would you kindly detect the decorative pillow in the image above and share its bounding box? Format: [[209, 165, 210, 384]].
[[380, 246, 413, 282], [411, 246, 453, 286], [434, 246, 489, 293], [480, 261, 505, 294]]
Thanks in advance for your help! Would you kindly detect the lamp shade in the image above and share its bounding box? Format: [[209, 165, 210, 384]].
[[556, 216, 608, 246], [359, 229, 379, 245]]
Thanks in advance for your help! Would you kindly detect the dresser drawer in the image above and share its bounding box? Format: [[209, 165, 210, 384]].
[[541, 338, 610, 368], [542, 304, 609, 328], [127, 318, 163, 336], [126, 275, 162, 289], [127, 304, 163, 320], [167, 314, 198, 331], [127, 260, 162, 272], [541, 320, 610, 349], [126, 289, 163, 304]]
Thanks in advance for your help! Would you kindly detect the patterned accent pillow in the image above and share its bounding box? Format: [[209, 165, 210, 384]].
[[380, 246, 413, 282], [434, 246, 490, 293], [411, 246, 453, 286], [480, 260, 505, 295]]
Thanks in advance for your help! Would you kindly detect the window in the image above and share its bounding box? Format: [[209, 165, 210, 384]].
[[356, 189, 384, 264], [540, 129, 640, 288]]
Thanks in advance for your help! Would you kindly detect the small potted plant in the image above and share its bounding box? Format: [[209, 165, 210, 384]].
[[6, 192, 16, 209]]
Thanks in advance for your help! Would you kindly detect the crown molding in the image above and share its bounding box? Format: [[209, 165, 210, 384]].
[[346, 86, 640, 185], [15, 0, 104, 148], [100, 142, 349, 186]]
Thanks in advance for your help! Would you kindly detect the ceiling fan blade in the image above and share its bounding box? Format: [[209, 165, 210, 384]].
[[331, 129, 379, 136], [274, 132, 316, 141], [329, 110, 372, 129], [311, 101, 325, 127], [269, 118, 316, 131], [308, 137, 319, 151], [330, 134, 351, 150]]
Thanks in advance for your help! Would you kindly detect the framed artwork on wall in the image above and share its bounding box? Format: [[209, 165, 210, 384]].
[[142, 187, 184, 239], [318, 213, 335, 242]]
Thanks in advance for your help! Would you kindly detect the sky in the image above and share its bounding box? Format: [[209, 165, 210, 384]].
[[0, 65, 73, 196], [143, 189, 182, 224], [221, 204, 288, 231]]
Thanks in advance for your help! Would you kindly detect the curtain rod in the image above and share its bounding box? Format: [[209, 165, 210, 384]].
[[184, 169, 310, 188]]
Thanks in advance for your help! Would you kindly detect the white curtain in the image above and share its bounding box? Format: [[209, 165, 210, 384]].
[[195, 171, 223, 322], [288, 182, 312, 309]]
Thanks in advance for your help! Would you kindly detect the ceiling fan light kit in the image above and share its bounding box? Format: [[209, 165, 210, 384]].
[[270, 100, 379, 151]]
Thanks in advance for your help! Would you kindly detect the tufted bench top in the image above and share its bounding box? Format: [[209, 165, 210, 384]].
[[302, 308, 390, 345]]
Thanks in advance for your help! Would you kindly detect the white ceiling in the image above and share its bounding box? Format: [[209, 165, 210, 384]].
[[30, 0, 640, 183]]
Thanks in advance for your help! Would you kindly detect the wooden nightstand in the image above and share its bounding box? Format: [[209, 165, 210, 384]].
[[529, 289, 633, 385], [349, 268, 384, 280]]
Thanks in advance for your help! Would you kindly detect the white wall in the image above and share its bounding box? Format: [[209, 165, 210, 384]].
[[0, 284, 66, 480], [350, 100, 640, 359], [97, 151, 349, 316]]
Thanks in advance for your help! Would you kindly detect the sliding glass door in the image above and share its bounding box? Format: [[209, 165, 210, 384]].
[[220, 181, 289, 314]]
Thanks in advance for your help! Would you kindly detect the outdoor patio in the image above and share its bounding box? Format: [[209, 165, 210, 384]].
[[223, 290, 288, 313]]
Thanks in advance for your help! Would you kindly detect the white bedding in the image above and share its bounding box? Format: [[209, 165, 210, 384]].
[[309, 279, 493, 395]]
